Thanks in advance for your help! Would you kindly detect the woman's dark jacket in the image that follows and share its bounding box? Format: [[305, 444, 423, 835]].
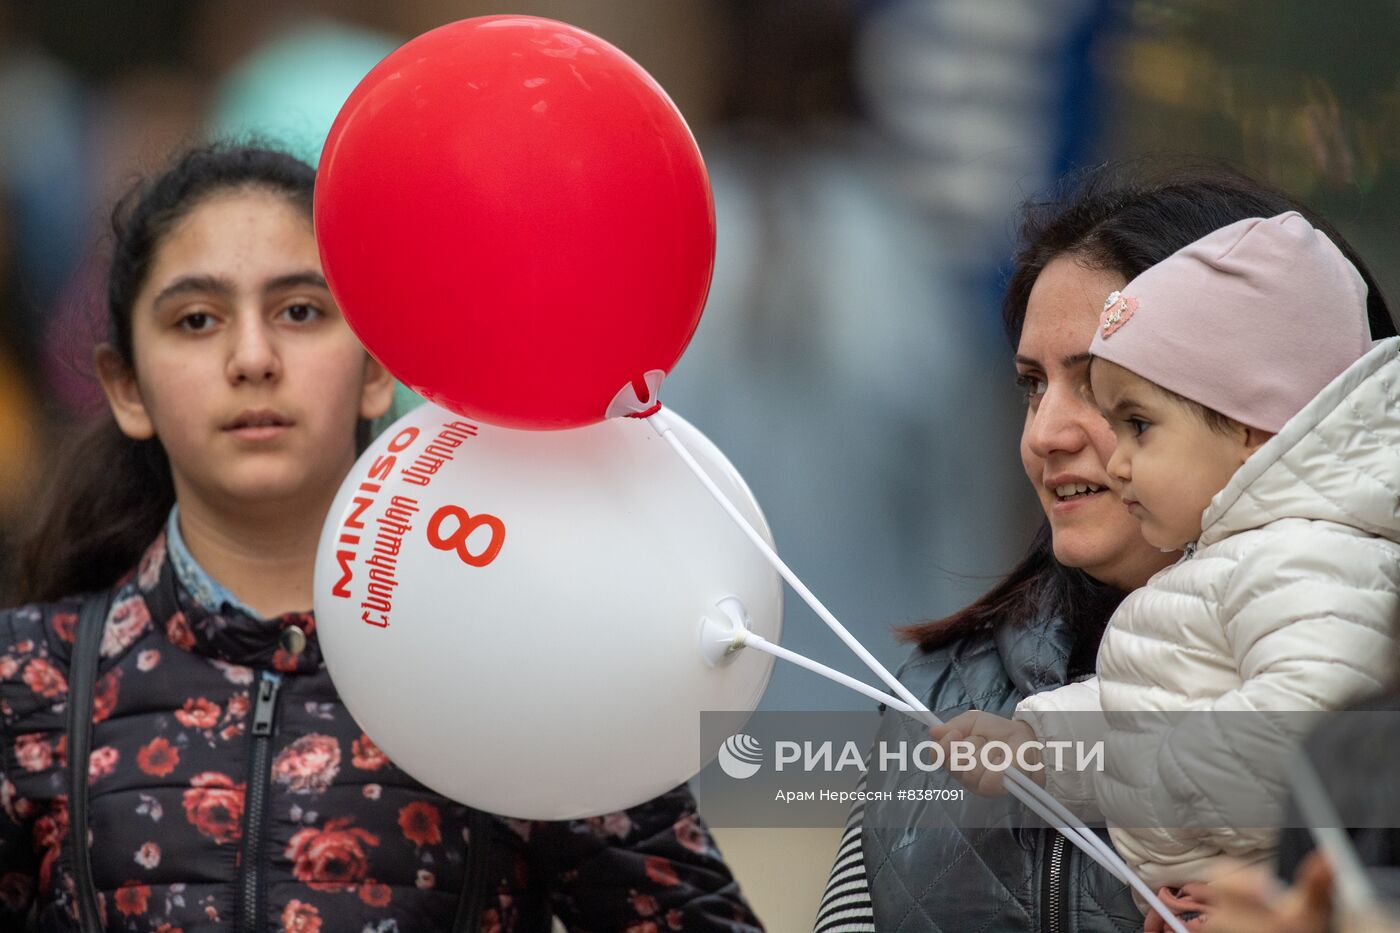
[[860, 608, 1143, 932]]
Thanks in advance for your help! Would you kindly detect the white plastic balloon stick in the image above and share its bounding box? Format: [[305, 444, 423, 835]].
[[708, 623, 1146, 883], [729, 631, 914, 712], [1289, 754, 1383, 925], [644, 408, 1191, 933], [645, 409, 922, 708], [702, 613, 1144, 885]]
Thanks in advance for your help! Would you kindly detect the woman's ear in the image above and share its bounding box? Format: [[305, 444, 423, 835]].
[[95, 344, 156, 440], [358, 353, 397, 421]]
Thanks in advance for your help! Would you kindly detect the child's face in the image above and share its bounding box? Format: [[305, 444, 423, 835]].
[[98, 189, 394, 517], [1091, 359, 1258, 551]]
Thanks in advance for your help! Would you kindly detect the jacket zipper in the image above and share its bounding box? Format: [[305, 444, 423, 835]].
[[239, 670, 283, 933], [1041, 830, 1068, 933]]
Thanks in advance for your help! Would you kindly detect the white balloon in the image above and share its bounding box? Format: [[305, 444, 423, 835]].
[[313, 403, 781, 819]]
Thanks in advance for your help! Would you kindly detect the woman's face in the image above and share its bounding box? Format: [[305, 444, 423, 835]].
[[99, 188, 394, 517], [1015, 254, 1175, 590]]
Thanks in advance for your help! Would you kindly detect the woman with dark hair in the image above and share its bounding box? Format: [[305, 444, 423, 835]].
[[0, 144, 761, 932], [813, 163, 1398, 933]]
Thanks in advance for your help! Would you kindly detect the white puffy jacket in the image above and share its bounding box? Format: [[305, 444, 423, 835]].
[[1016, 336, 1400, 892]]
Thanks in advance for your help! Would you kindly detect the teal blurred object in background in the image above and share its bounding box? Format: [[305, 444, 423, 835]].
[[207, 18, 426, 433], [382, 383, 428, 427], [207, 18, 395, 166]]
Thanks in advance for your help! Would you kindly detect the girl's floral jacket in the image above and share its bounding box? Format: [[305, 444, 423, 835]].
[[0, 533, 762, 932]]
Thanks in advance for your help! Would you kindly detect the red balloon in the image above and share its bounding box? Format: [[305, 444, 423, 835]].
[[315, 16, 715, 429]]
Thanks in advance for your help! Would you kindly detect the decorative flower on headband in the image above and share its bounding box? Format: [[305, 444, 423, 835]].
[[1100, 291, 1138, 337]]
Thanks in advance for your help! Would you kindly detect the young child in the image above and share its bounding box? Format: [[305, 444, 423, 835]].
[[0, 145, 760, 931], [936, 212, 1400, 929]]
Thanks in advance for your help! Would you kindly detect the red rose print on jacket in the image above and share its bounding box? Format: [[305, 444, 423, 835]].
[[50, 612, 77, 644], [174, 697, 221, 730], [281, 899, 322, 933], [631, 891, 659, 917], [645, 856, 678, 887], [92, 669, 121, 724], [673, 812, 709, 855], [226, 693, 249, 719], [587, 810, 634, 840], [21, 658, 66, 699], [211, 659, 254, 685], [101, 595, 152, 658], [272, 734, 341, 794], [0, 872, 33, 912], [350, 733, 388, 771], [165, 611, 195, 650], [358, 879, 392, 907], [137, 737, 180, 778], [88, 746, 119, 782], [1, 777, 22, 823], [33, 798, 68, 889], [182, 772, 245, 845], [15, 734, 52, 773], [134, 842, 160, 870], [114, 881, 151, 917], [285, 818, 379, 891], [137, 536, 166, 590], [398, 801, 441, 847]]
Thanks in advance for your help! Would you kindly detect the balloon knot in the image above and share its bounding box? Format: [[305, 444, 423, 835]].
[[605, 369, 667, 419]]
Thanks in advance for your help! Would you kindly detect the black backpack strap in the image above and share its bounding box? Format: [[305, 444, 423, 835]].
[[452, 810, 553, 933], [453, 808, 492, 933], [66, 595, 110, 933]]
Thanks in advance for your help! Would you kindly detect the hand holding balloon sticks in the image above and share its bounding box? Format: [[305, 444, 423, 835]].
[[312, 15, 1187, 933]]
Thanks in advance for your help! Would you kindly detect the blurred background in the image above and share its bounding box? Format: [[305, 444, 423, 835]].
[[1, 0, 1397, 927]]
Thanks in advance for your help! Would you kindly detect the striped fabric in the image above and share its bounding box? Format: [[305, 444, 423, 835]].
[[813, 777, 876, 932]]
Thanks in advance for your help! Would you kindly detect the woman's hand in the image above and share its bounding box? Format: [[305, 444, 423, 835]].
[[928, 710, 1045, 796], [1200, 854, 1332, 933]]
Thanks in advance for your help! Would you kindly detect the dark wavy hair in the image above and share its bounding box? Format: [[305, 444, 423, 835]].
[[901, 161, 1396, 673], [13, 144, 318, 603]]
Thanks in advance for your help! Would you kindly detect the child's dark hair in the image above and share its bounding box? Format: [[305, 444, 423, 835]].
[[1086, 355, 1246, 438], [13, 144, 317, 604], [902, 160, 1396, 667], [1171, 396, 1246, 436]]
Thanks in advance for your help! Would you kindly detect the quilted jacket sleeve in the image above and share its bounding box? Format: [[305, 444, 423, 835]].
[[0, 605, 61, 926], [518, 783, 763, 931], [1015, 676, 1111, 822], [1148, 529, 1400, 855]]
